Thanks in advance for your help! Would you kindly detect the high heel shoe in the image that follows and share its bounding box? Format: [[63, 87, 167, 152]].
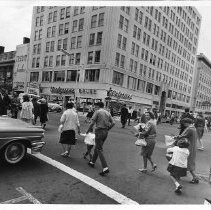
[[189, 178, 199, 184], [152, 164, 157, 171]]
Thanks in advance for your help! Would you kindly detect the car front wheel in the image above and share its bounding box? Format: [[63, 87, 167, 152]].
[[3, 142, 26, 164]]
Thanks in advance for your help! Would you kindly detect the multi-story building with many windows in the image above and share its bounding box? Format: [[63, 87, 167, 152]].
[[191, 53, 211, 115], [27, 6, 201, 114]]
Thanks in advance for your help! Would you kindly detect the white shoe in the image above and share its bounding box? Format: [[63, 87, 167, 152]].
[[198, 147, 204, 151], [138, 168, 147, 173]]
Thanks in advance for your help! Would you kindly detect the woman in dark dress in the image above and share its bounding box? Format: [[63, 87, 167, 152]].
[[176, 118, 199, 184], [40, 98, 48, 129], [32, 97, 40, 125], [195, 112, 205, 150]]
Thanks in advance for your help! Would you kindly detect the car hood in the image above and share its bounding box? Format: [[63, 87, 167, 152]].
[[0, 117, 44, 133]]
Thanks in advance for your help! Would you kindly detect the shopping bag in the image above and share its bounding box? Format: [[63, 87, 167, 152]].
[[133, 123, 146, 131], [164, 135, 175, 147], [135, 138, 147, 146]]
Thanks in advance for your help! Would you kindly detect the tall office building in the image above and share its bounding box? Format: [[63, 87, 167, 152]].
[[191, 53, 211, 115], [28, 6, 201, 114]]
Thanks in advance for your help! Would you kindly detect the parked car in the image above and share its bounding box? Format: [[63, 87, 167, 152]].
[[0, 116, 45, 164], [48, 102, 62, 112]]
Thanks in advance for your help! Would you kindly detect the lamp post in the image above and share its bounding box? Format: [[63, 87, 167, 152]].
[[105, 87, 112, 109]]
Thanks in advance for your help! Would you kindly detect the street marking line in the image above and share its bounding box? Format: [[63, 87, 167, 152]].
[[31, 152, 139, 205], [16, 187, 41, 204], [0, 196, 27, 204]]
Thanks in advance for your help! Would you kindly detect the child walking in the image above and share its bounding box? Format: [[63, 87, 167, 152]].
[[80, 129, 95, 161], [166, 138, 190, 194]]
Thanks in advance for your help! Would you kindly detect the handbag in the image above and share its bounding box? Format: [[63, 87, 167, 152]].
[[135, 138, 147, 146], [166, 152, 173, 161]]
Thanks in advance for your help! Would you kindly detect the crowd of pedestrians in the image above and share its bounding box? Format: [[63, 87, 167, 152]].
[[0, 87, 208, 194], [0, 88, 49, 129]]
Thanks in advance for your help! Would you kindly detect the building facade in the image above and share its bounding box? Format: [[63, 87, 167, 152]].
[[27, 6, 201, 114], [13, 41, 30, 94], [191, 53, 211, 115], [0, 46, 16, 93]]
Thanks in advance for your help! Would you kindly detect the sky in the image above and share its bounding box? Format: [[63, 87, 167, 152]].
[[1, 1, 211, 60]]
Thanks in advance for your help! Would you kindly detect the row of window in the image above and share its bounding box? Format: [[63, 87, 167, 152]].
[[34, 31, 103, 55], [115, 46, 193, 78], [112, 70, 190, 103], [35, 13, 104, 41], [132, 15, 197, 57], [32, 50, 101, 68], [30, 69, 99, 83], [134, 7, 198, 52]]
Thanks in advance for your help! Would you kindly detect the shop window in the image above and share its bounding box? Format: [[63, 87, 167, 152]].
[[112, 71, 124, 86], [42, 71, 52, 82], [54, 71, 65, 82], [30, 72, 39, 82], [85, 69, 100, 82], [67, 70, 77, 82]]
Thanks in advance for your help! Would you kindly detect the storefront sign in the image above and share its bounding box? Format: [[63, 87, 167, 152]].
[[27, 82, 40, 89], [14, 82, 25, 91], [109, 90, 132, 100], [51, 87, 75, 95], [79, 89, 97, 94], [27, 87, 39, 95]]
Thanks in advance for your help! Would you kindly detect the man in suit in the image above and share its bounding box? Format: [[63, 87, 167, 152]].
[[120, 104, 128, 128], [0, 88, 11, 116]]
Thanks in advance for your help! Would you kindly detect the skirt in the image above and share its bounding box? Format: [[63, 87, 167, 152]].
[[196, 127, 204, 139], [59, 130, 77, 145], [140, 136, 156, 158], [167, 164, 187, 179]]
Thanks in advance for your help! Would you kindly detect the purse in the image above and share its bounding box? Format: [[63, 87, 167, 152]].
[[166, 152, 173, 161], [135, 138, 147, 146]]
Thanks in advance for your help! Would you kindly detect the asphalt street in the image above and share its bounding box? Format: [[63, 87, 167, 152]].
[[0, 112, 211, 204]]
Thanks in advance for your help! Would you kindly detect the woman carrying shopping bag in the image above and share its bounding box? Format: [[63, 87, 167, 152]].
[[135, 111, 157, 173]]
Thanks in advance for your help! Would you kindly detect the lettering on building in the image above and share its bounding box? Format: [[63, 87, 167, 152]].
[[109, 90, 132, 100], [79, 89, 97, 94], [51, 87, 75, 95]]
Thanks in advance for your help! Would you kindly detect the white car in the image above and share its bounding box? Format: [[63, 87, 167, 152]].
[[48, 102, 62, 112]]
